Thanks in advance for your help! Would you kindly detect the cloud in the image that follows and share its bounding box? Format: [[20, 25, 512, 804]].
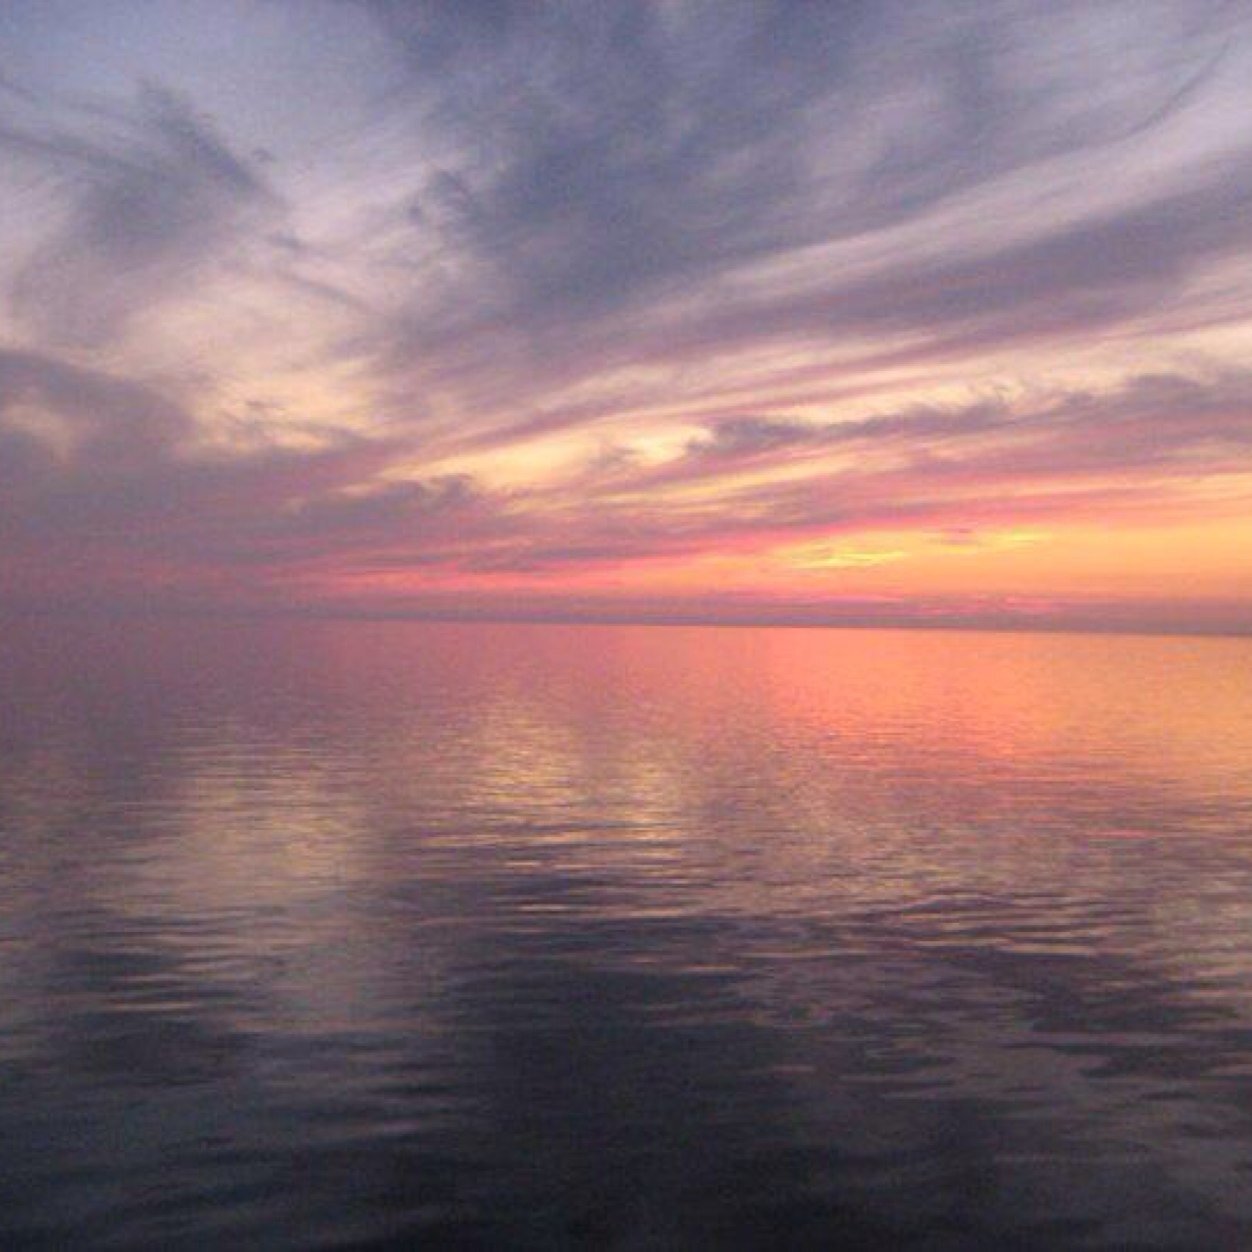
[[3, 84, 274, 347], [1, 2, 1250, 625], [685, 404, 1008, 463], [0, 347, 493, 595], [358, 0, 1247, 425], [683, 370, 1252, 473], [10, 345, 1248, 603], [0, 346, 188, 482]]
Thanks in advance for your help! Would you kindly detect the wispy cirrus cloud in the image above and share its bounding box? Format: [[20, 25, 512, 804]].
[[0, 1, 1250, 628], [3, 84, 277, 348], [357, 0, 1251, 424]]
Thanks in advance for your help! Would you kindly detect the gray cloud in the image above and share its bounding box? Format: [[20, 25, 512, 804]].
[[0, 346, 188, 481], [4, 84, 274, 347], [658, 370, 1252, 510], [685, 404, 1009, 463], [0, 348, 482, 580], [694, 372, 1252, 461], [360, 0, 1245, 421]]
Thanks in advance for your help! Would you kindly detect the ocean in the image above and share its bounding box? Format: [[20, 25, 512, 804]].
[[2, 618, 1251, 1249]]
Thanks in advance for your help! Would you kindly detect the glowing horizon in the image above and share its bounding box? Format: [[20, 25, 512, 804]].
[[2, 2, 1251, 633]]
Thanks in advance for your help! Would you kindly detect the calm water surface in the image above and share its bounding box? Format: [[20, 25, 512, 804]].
[[2, 620, 1252, 1249]]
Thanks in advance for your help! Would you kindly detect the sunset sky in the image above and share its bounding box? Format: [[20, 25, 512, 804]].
[[2, 0, 1251, 631]]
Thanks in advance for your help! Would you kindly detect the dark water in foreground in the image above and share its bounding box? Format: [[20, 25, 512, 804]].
[[2, 619, 1252, 1250]]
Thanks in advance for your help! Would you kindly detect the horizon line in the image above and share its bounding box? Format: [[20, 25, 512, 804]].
[[3, 601, 1250, 642]]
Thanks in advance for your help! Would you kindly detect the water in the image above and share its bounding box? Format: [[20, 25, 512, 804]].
[[2, 618, 1251, 1250]]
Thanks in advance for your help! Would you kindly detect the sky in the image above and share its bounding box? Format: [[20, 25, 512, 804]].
[[1, 0, 1251, 633]]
